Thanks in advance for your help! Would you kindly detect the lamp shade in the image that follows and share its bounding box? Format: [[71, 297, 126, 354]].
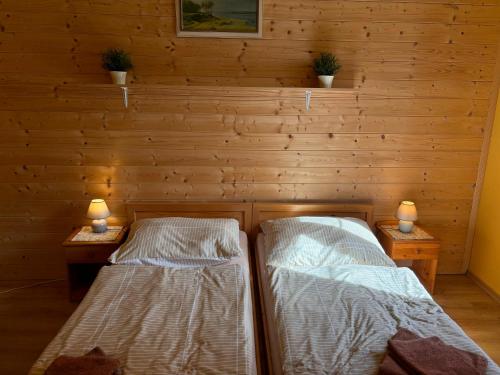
[[87, 199, 110, 220], [397, 201, 418, 221]]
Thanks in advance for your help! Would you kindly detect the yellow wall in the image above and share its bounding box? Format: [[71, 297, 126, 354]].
[[470, 91, 500, 296]]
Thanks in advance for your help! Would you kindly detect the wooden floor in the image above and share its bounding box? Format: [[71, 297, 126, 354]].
[[433, 275, 500, 365], [0, 275, 498, 374]]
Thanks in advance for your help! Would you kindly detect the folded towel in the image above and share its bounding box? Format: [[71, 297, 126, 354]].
[[45, 347, 122, 375], [378, 353, 408, 375], [379, 328, 487, 375]]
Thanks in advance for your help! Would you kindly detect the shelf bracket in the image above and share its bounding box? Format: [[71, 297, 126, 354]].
[[305, 90, 312, 112], [121, 86, 128, 108]]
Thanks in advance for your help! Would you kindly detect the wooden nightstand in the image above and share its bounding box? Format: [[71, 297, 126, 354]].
[[375, 220, 440, 294], [63, 226, 128, 302]]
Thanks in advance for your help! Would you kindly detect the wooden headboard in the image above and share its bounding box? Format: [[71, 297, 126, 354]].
[[126, 201, 253, 233], [251, 202, 374, 237]]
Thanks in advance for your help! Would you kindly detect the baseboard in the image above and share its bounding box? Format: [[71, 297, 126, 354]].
[[467, 271, 500, 303]]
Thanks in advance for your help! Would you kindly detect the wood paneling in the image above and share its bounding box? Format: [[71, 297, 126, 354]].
[[0, 0, 499, 280]]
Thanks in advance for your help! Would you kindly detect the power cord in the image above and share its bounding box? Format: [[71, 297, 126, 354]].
[[0, 278, 65, 295]]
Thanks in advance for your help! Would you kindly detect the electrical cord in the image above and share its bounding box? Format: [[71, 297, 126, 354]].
[[0, 278, 65, 295]]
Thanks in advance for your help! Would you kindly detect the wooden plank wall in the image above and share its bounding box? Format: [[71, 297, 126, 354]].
[[0, 1, 499, 280]]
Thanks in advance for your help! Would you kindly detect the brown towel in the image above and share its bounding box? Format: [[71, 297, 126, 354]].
[[45, 347, 122, 375], [379, 328, 488, 375]]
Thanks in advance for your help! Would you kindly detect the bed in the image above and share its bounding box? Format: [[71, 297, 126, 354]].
[[252, 202, 499, 375], [30, 202, 259, 375]]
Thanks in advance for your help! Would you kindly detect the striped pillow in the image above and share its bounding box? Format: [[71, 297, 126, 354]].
[[109, 217, 242, 266], [261, 216, 395, 268]]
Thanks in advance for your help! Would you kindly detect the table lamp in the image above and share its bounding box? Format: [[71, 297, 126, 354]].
[[87, 199, 110, 233], [397, 201, 417, 233]]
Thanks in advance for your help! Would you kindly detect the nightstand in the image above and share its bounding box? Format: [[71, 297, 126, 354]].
[[375, 220, 440, 294], [62, 226, 128, 302]]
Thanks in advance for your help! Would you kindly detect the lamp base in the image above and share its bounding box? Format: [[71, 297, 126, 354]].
[[398, 220, 414, 233], [91, 219, 108, 233]]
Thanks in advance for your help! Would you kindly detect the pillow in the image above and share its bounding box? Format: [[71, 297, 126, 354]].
[[109, 217, 242, 266], [261, 216, 395, 268]]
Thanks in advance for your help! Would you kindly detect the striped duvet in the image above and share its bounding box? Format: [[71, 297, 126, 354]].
[[268, 264, 499, 374], [257, 226, 500, 375], [30, 264, 256, 375]]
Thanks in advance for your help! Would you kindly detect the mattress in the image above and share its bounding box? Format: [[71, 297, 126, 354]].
[[257, 233, 500, 375], [30, 232, 256, 375]]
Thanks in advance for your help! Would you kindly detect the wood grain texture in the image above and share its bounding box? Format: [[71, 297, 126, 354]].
[[0, 1, 499, 279]]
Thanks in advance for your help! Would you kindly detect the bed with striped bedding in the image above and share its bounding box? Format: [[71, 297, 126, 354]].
[[257, 222, 500, 374], [30, 263, 256, 375]]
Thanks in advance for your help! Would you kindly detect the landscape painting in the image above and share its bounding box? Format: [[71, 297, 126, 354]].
[[176, 0, 262, 38]]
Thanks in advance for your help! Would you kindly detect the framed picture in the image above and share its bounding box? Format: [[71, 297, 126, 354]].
[[176, 0, 262, 38]]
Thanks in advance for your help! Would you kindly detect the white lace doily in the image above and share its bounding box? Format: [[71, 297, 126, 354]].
[[72, 226, 123, 242]]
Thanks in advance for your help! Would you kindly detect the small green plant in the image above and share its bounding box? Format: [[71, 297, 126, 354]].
[[101, 48, 133, 72], [313, 52, 341, 76]]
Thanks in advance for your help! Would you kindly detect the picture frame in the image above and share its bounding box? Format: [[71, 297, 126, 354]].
[[176, 0, 262, 39]]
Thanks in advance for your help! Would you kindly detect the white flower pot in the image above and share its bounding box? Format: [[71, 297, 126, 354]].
[[318, 75, 334, 88], [110, 71, 127, 85]]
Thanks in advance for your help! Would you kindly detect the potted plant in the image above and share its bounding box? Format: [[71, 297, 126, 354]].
[[313, 52, 341, 88], [101, 48, 133, 85]]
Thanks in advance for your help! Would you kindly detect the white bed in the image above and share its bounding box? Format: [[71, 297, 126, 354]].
[[30, 202, 258, 375], [252, 203, 500, 375]]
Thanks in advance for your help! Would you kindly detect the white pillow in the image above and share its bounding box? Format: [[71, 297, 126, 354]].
[[261, 216, 395, 268], [109, 217, 242, 266]]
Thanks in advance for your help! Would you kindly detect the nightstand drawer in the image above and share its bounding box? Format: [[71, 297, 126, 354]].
[[389, 244, 440, 260], [65, 246, 116, 264]]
